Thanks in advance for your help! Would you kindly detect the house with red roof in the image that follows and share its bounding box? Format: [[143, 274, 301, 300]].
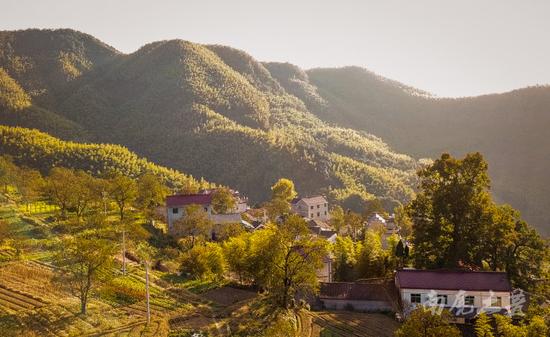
[[166, 189, 248, 236], [314, 269, 513, 324], [395, 269, 512, 323]]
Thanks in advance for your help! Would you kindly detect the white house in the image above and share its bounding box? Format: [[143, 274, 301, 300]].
[[395, 269, 512, 324], [291, 196, 329, 221], [166, 189, 248, 236], [366, 212, 387, 229]]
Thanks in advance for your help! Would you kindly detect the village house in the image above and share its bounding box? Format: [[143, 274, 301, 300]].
[[315, 269, 513, 324], [291, 195, 329, 221], [395, 269, 512, 324], [166, 189, 248, 236], [317, 281, 397, 312], [366, 212, 387, 228], [307, 219, 338, 243]]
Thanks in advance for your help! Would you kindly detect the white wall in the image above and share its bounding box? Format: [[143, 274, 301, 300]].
[[167, 205, 212, 233], [400, 288, 511, 312], [317, 259, 332, 283], [293, 199, 329, 221]]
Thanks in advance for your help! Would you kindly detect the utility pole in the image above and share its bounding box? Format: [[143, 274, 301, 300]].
[[122, 226, 126, 275], [101, 189, 108, 216]]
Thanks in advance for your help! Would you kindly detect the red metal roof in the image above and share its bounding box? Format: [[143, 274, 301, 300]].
[[396, 269, 512, 292], [166, 194, 213, 207]]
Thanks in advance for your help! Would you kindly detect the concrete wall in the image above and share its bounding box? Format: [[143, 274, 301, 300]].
[[167, 205, 212, 233], [167, 206, 243, 235], [293, 200, 329, 221], [317, 259, 332, 283], [400, 288, 511, 312]]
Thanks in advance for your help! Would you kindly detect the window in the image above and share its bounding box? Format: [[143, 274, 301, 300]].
[[310, 213, 314, 218], [410, 294, 421, 304], [437, 295, 448, 305], [317, 205, 320, 209], [464, 296, 475, 306], [172, 208, 179, 214], [204, 207, 208, 212], [310, 206, 314, 210], [491, 296, 502, 307], [317, 212, 320, 217], [324, 211, 327, 215]]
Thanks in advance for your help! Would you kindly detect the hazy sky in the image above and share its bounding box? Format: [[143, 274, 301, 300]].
[[2, 0, 549, 97]]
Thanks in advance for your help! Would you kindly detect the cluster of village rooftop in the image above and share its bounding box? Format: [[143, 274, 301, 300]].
[[165, 189, 515, 324]]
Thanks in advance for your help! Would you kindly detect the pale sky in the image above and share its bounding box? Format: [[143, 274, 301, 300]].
[[2, 0, 549, 97]]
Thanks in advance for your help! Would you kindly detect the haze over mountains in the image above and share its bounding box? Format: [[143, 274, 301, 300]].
[[0, 29, 548, 235]]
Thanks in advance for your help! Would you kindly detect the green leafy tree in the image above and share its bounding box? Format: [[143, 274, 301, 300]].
[[271, 178, 297, 202], [43, 167, 76, 218], [70, 170, 99, 220], [330, 205, 345, 234], [394, 204, 413, 238], [332, 235, 361, 281], [501, 220, 547, 291], [475, 313, 495, 337], [108, 174, 138, 220], [344, 210, 363, 241], [356, 229, 387, 278], [54, 232, 116, 315], [108, 174, 138, 275], [136, 173, 169, 221], [211, 187, 236, 214], [180, 242, 226, 280], [363, 198, 387, 219], [15, 167, 44, 212], [265, 197, 291, 220], [223, 234, 250, 284], [395, 307, 461, 337], [172, 204, 213, 246], [250, 215, 328, 308], [410, 153, 495, 268], [494, 314, 527, 337], [526, 316, 548, 337], [0, 156, 18, 193], [395, 240, 406, 268]]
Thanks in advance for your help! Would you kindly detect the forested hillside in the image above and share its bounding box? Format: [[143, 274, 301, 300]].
[[301, 67, 550, 234], [0, 125, 211, 191], [0, 29, 417, 210], [1, 29, 547, 233]]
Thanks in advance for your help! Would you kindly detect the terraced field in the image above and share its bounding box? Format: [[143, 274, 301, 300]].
[[298, 310, 400, 337], [0, 283, 48, 314], [0, 260, 177, 336]]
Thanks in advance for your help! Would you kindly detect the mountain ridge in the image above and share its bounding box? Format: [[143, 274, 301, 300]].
[[0, 28, 417, 213], [0, 28, 547, 234]]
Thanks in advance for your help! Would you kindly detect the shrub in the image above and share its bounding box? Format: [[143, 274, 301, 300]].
[[179, 242, 226, 280]]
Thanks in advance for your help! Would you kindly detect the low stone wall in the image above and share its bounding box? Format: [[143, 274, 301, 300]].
[[321, 299, 393, 312]]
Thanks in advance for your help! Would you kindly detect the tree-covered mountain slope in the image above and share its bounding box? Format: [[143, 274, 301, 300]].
[[0, 125, 210, 191], [0, 29, 417, 210], [305, 67, 550, 234]]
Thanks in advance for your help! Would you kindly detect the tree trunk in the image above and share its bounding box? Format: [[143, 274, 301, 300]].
[[80, 297, 87, 315], [145, 262, 151, 324], [122, 229, 126, 275]]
